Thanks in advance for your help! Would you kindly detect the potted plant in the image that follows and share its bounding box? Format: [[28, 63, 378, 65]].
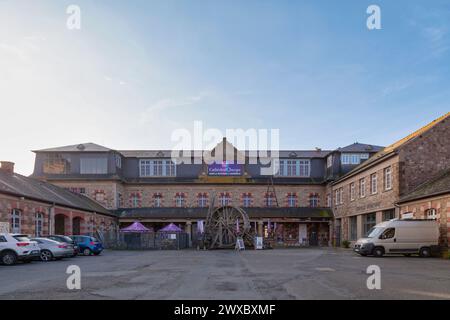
[[342, 240, 351, 249]]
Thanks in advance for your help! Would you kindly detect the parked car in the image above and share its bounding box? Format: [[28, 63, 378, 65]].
[[354, 219, 440, 257], [45, 235, 78, 257], [0, 233, 40, 265], [31, 237, 74, 262], [71, 235, 103, 256]]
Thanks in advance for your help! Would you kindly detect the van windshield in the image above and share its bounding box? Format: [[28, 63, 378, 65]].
[[366, 227, 384, 238]]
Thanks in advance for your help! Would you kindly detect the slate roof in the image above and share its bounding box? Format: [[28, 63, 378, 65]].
[[398, 169, 450, 203], [336, 142, 384, 153], [33, 143, 113, 153], [0, 170, 113, 216], [117, 207, 333, 219], [333, 112, 450, 184], [118, 150, 332, 159]]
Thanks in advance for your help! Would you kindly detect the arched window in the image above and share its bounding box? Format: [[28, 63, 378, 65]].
[[218, 193, 231, 206], [197, 193, 208, 207], [242, 193, 252, 208], [175, 193, 186, 207], [309, 193, 320, 208], [426, 208, 437, 220], [153, 193, 163, 207], [264, 192, 276, 207], [35, 212, 44, 237], [11, 209, 21, 233], [287, 193, 297, 207], [129, 193, 141, 208]]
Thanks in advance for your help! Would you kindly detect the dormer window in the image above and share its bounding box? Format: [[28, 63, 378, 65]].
[[139, 159, 176, 177], [277, 159, 310, 177], [341, 153, 369, 165]]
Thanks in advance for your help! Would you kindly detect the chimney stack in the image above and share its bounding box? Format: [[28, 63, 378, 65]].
[[0, 161, 15, 174]]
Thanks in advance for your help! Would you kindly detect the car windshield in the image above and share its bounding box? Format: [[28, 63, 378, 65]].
[[61, 236, 73, 243], [366, 227, 384, 238], [13, 235, 31, 242], [90, 237, 98, 242]]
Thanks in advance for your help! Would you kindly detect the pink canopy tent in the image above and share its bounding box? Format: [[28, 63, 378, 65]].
[[159, 223, 183, 233], [120, 221, 153, 233]]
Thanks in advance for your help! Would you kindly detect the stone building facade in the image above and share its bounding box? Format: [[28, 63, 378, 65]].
[[29, 139, 383, 247], [330, 112, 450, 247], [16, 112, 450, 249], [0, 162, 117, 239]]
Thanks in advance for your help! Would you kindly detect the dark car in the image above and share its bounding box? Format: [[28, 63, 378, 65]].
[[46, 235, 78, 257], [71, 235, 103, 256]]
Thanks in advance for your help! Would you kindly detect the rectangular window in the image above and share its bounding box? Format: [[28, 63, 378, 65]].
[[370, 173, 378, 194], [363, 213, 376, 236], [350, 183, 355, 201], [349, 216, 357, 241], [359, 178, 366, 198], [341, 153, 370, 165], [326, 194, 331, 207], [384, 167, 392, 190], [35, 213, 44, 237], [139, 159, 177, 177], [339, 188, 344, 204], [382, 209, 395, 221], [335, 189, 339, 205], [80, 158, 108, 174], [43, 153, 71, 174], [11, 209, 21, 233], [277, 159, 310, 177]]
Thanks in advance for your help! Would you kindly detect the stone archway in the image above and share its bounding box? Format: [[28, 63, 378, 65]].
[[54, 214, 67, 235]]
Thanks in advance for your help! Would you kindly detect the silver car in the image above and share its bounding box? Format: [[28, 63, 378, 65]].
[[31, 238, 74, 262]]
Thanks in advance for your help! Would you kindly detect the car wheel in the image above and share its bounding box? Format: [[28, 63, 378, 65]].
[[373, 247, 384, 257], [83, 248, 92, 256], [40, 250, 53, 262], [419, 247, 431, 258], [1, 251, 17, 266]]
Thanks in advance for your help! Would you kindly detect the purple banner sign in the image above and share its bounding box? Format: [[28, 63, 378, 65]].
[[207, 162, 243, 176]]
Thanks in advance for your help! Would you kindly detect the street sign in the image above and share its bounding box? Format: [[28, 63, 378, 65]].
[[235, 237, 245, 251], [255, 236, 263, 250]]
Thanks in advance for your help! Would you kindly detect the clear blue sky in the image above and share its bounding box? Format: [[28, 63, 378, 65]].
[[0, 0, 449, 174]]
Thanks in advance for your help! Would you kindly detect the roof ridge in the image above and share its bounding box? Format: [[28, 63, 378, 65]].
[[384, 112, 450, 153]]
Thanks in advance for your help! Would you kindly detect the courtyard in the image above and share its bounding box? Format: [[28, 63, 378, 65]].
[[1, 248, 449, 300]]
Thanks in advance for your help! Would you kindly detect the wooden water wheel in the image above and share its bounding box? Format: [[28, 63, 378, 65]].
[[204, 195, 254, 249]]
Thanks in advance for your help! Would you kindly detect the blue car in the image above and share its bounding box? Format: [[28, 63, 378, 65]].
[[71, 235, 103, 256]]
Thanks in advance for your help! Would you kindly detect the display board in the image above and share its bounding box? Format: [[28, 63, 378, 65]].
[[235, 237, 245, 250], [0, 222, 10, 233]]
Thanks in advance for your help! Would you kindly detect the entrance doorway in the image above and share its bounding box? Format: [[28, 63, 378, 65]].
[[55, 214, 66, 235], [73, 217, 82, 235]]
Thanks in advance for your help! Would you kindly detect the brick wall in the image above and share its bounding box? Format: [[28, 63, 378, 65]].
[[122, 184, 327, 208], [399, 117, 450, 196]]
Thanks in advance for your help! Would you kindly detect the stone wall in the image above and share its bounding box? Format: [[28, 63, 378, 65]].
[[399, 194, 450, 248], [399, 116, 450, 196], [0, 193, 117, 237]]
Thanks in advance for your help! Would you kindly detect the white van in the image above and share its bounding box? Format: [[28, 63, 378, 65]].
[[353, 219, 440, 257]]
